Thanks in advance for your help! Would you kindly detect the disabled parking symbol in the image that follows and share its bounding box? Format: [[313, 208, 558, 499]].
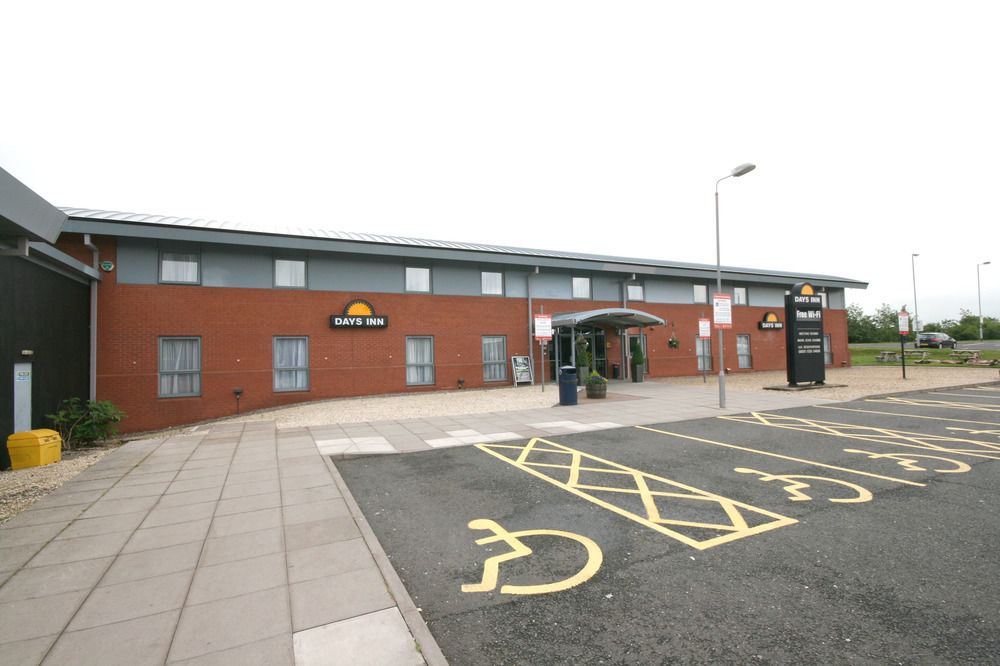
[[461, 519, 603, 595]]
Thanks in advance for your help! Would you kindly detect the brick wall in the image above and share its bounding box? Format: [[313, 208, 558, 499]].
[[60, 234, 850, 433]]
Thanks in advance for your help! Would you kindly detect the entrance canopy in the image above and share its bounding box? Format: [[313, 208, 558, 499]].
[[551, 308, 665, 329]]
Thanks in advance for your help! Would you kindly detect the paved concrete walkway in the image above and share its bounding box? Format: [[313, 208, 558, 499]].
[[0, 381, 837, 664]]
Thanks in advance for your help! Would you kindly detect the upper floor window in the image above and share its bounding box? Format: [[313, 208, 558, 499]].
[[160, 251, 200, 284], [733, 287, 747, 305], [275, 258, 306, 288], [572, 277, 591, 299], [482, 271, 503, 296], [406, 267, 431, 293], [627, 283, 645, 301], [693, 284, 708, 303]]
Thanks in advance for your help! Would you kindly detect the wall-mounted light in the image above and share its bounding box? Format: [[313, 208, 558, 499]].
[[233, 388, 243, 414], [21, 349, 34, 357], [457, 378, 466, 389]]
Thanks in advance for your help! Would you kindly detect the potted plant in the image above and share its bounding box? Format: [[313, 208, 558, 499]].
[[668, 335, 679, 349], [585, 371, 607, 399], [575, 335, 592, 386], [630, 341, 645, 383]]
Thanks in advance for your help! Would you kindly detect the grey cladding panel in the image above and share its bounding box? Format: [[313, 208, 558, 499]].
[[593, 276, 621, 301], [115, 238, 158, 284], [202, 246, 271, 288], [311, 255, 403, 293], [433, 264, 480, 296], [530, 273, 571, 299], [644, 279, 692, 304]]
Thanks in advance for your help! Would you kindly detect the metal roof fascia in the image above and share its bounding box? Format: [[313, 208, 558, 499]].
[[61, 217, 867, 289], [24, 242, 101, 283], [0, 167, 67, 243]]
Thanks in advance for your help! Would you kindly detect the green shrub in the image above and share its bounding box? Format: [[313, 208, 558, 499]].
[[47, 398, 127, 449]]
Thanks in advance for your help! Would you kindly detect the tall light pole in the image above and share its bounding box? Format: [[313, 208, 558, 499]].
[[911, 253, 920, 337], [978, 260, 991, 341], [715, 162, 756, 408]]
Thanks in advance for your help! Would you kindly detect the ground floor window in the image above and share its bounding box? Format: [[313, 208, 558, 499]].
[[159, 337, 201, 397], [274, 336, 309, 391], [696, 337, 712, 371], [406, 336, 435, 385], [482, 335, 507, 382], [824, 334, 832, 365], [737, 334, 752, 369]]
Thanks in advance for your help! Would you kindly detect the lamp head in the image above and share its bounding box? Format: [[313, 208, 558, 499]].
[[731, 163, 756, 177], [984, 261, 992, 266]]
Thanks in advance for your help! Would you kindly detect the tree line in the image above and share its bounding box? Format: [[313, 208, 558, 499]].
[[847, 304, 999, 343]]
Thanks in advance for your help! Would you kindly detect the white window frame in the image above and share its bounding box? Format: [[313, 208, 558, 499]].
[[274, 257, 307, 289], [627, 283, 645, 301], [159, 250, 200, 284], [406, 267, 431, 293], [481, 271, 504, 296], [572, 277, 591, 299], [693, 284, 708, 304], [482, 335, 507, 382], [406, 336, 435, 385], [696, 337, 712, 371], [733, 287, 748, 306], [274, 336, 310, 392], [159, 337, 201, 397], [737, 334, 752, 369]]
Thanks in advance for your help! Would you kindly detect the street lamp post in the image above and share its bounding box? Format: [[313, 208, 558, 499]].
[[714, 162, 756, 409], [911, 253, 920, 338], [978, 260, 991, 341]]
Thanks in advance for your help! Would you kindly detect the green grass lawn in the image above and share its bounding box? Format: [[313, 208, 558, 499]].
[[850, 345, 1000, 366]]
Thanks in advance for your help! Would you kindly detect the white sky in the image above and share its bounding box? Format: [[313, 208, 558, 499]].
[[3, 1, 998, 327]]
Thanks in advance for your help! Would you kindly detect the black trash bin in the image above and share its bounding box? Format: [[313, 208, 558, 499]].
[[558, 365, 578, 406], [611, 363, 620, 379]]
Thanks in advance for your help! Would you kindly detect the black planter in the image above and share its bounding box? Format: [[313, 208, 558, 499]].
[[631, 366, 644, 383]]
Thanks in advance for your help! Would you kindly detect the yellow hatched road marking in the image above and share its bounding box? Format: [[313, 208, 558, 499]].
[[814, 404, 1000, 428], [867, 395, 1000, 413], [636, 425, 925, 486], [720, 412, 1000, 459], [476, 438, 797, 551]]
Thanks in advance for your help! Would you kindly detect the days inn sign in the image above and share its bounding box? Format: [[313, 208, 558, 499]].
[[330, 299, 388, 328]]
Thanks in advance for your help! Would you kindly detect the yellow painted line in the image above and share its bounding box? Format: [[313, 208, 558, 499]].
[[720, 412, 1000, 459], [476, 439, 797, 551], [814, 404, 1000, 428], [928, 391, 1000, 400], [636, 425, 925, 487]]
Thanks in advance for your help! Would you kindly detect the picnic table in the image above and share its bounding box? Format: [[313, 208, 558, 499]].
[[950, 350, 982, 361], [875, 351, 900, 362]]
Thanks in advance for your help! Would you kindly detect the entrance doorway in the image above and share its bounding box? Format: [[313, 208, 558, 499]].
[[549, 326, 608, 379]]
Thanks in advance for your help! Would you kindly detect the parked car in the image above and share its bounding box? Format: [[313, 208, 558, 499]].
[[916, 332, 956, 348]]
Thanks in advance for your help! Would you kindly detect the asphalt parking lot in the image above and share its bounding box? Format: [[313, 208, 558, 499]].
[[337, 385, 1000, 664]]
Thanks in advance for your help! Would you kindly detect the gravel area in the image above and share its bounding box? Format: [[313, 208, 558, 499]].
[[3, 365, 997, 524], [0, 446, 117, 524]]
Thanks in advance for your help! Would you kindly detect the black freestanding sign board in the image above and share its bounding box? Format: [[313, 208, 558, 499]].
[[784, 282, 825, 385]]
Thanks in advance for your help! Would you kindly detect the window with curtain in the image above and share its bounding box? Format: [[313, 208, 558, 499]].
[[275, 258, 306, 288], [160, 251, 200, 283], [572, 277, 591, 299], [274, 337, 309, 391], [406, 336, 434, 385], [734, 287, 747, 305], [159, 337, 201, 397], [824, 334, 832, 365], [406, 267, 431, 292], [696, 337, 712, 371], [627, 283, 644, 301], [482, 336, 507, 382], [693, 284, 708, 303], [482, 271, 503, 296], [737, 334, 752, 369]]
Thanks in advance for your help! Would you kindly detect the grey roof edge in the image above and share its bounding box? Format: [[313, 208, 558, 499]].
[[58, 207, 869, 290], [25, 241, 101, 281], [1, 167, 67, 243]]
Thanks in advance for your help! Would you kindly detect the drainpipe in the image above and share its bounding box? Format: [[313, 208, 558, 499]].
[[83, 234, 99, 401]]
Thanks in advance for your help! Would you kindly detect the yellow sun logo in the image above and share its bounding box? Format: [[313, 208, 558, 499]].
[[345, 300, 375, 316]]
